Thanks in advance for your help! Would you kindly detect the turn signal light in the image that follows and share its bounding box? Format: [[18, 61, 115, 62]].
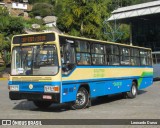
[[53, 86, 59, 92]]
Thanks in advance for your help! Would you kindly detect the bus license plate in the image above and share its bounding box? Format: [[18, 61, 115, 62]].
[[43, 95, 52, 100]]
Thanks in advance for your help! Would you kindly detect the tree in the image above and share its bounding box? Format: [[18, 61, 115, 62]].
[[28, 0, 54, 4], [0, 6, 9, 16], [5, 17, 24, 36], [0, 6, 9, 33], [0, 16, 24, 65], [55, 0, 110, 39], [0, 7, 24, 66], [107, 0, 132, 11], [131, 0, 157, 5], [30, 3, 54, 17], [0, 34, 10, 65], [0, 6, 24, 36]]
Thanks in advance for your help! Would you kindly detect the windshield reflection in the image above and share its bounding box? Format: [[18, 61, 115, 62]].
[[11, 45, 58, 76]]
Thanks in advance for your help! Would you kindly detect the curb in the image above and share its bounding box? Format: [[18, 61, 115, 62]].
[[0, 78, 8, 81]]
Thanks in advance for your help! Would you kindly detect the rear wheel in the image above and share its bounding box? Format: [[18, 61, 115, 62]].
[[33, 101, 52, 109], [126, 81, 137, 98], [71, 87, 89, 110]]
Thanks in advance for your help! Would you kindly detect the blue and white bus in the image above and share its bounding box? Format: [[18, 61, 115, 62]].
[[8, 32, 153, 109]]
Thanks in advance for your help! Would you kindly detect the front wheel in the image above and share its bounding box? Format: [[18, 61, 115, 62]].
[[33, 101, 52, 109], [71, 87, 89, 110], [126, 82, 138, 98]]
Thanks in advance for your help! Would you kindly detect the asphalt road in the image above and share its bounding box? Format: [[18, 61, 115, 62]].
[[0, 80, 160, 128]]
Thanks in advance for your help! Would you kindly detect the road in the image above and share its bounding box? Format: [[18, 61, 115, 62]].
[[0, 80, 160, 128]]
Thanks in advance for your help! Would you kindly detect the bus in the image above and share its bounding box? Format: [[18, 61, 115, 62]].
[[8, 32, 153, 109], [152, 51, 160, 79]]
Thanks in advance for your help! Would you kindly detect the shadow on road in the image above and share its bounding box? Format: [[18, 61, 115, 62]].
[[13, 90, 147, 112], [13, 101, 70, 113], [91, 94, 123, 107], [91, 90, 147, 107], [138, 90, 147, 95]]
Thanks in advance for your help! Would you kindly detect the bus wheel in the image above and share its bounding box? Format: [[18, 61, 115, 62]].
[[33, 101, 52, 109], [71, 87, 89, 110], [126, 82, 137, 98]]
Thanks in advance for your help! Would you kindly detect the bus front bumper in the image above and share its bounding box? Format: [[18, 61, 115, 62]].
[[9, 91, 60, 103]]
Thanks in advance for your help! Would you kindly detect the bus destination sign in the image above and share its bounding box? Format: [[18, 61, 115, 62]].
[[13, 33, 55, 44]]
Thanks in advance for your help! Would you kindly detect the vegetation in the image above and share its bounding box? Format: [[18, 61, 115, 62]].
[[0, 34, 11, 66], [0, 6, 24, 66], [54, 0, 156, 42], [103, 22, 130, 43], [29, 3, 54, 18], [55, 0, 110, 39], [28, 0, 54, 4], [23, 18, 44, 30]]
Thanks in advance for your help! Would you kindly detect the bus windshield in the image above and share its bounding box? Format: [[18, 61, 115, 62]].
[[11, 44, 58, 76]]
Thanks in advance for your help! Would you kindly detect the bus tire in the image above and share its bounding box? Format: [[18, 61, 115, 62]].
[[71, 87, 89, 110], [126, 82, 137, 98], [33, 101, 52, 109]]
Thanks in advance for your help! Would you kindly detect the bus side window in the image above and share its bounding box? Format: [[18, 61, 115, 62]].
[[106, 45, 120, 65], [140, 50, 148, 66], [75, 40, 91, 65], [131, 59, 135, 65], [131, 48, 140, 66], [120, 47, 130, 65], [148, 51, 152, 66], [59, 37, 76, 74], [91, 43, 105, 65], [77, 53, 91, 65]]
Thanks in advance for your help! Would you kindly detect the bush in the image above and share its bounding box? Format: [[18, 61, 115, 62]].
[[30, 3, 54, 18]]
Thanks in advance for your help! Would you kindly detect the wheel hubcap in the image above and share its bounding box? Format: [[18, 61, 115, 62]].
[[76, 91, 86, 106], [132, 85, 137, 96]]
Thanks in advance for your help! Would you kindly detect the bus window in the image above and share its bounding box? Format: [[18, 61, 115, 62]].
[[91, 44, 105, 65], [109, 55, 120, 65], [140, 50, 149, 65], [106, 45, 120, 65], [59, 37, 76, 74], [130, 48, 140, 66], [63, 43, 75, 64], [75, 40, 91, 65], [76, 53, 91, 65], [76, 40, 90, 53], [120, 47, 130, 65], [148, 51, 152, 66]]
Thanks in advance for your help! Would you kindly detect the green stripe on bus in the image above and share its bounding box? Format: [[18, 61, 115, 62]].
[[138, 72, 153, 87]]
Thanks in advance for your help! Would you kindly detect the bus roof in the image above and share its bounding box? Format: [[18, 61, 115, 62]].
[[59, 34, 151, 50], [12, 32, 151, 50]]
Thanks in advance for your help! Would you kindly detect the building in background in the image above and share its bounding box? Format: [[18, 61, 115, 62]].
[[108, 1, 160, 78], [1, 0, 31, 17]]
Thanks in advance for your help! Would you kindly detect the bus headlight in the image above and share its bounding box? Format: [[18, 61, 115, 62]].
[[9, 85, 19, 91], [44, 86, 59, 93]]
